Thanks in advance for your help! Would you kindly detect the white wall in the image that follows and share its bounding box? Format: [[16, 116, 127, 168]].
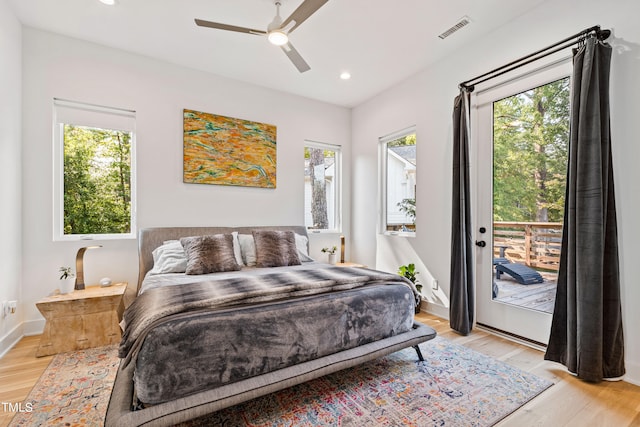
[[10, 0, 640, 385], [0, 0, 23, 356], [351, 0, 640, 383], [20, 28, 351, 332]]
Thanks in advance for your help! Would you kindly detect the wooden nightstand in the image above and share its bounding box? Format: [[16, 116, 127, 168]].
[[335, 262, 367, 268], [35, 283, 127, 357]]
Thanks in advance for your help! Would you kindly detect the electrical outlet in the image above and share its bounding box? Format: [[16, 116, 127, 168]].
[[432, 279, 439, 291], [3, 301, 17, 316]]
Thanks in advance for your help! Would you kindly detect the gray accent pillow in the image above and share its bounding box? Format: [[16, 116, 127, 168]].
[[180, 234, 241, 275], [253, 230, 302, 268]]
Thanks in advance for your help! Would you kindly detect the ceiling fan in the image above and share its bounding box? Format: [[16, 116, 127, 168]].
[[195, 0, 328, 73]]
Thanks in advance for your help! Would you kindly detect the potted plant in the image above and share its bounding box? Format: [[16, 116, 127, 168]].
[[398, 263, 422, 313], [59, 266, 76, 294], [321, 246, 338, 265]]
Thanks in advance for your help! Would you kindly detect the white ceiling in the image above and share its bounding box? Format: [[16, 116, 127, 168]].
[[9, 0, 547, 107]]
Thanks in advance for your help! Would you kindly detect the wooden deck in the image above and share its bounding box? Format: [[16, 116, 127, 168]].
[[493, 270, 557, 314]]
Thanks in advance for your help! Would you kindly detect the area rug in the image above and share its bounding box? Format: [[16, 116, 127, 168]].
[[9, 337, 552, 427], [178, 336, 553, 426], [8, 344, 119, 427]]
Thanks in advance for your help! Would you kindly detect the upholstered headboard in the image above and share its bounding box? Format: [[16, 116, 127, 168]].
[[137, 226, 309, 294]]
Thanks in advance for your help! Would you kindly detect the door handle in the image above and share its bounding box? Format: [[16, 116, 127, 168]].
[[475, 240, 486, 248]]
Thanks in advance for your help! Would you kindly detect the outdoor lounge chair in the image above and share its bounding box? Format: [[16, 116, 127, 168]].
[[495, 262, 544, 285], [493, 257, 510, 265], [493, 245, 510, 266]]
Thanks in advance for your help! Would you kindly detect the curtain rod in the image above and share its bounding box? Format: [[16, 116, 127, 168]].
[[459, 25, 611, 92]]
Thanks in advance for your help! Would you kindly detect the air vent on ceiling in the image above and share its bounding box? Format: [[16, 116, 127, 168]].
[[438, 16, 471, 39]]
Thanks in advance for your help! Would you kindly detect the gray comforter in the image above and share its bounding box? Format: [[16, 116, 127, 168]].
[[119, 264, 417, 367]]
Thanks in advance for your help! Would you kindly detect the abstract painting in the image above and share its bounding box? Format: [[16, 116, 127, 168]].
[[183, 109, 276, 188]]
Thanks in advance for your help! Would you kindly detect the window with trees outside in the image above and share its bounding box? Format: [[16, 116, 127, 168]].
[[53, 99, 136, 240], [304, 141, 341, 232], [380, 127, 417, 235], [493, 77, 569, 224]]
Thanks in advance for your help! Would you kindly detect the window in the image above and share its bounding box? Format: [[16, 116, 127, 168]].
[[304, 141, 341, 232], [380, 127, 417, 235], [53, 99, 136, 240]]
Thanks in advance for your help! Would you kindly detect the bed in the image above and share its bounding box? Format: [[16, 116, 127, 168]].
[[106, 226, 436, 427]]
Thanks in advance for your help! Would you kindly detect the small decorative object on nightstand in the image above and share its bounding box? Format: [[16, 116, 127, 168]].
[[58, 266, 76, 294], [321, 246, 338, 265], [35, 282, 127, 357]]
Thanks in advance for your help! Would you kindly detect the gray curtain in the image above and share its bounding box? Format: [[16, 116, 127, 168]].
[[449, 89, 474, 335], [544, 37, 625, 381]]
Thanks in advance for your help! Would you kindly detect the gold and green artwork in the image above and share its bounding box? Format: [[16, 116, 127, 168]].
[[183, 109, 276, 188]]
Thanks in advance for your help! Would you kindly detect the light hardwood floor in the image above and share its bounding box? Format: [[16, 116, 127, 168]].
[[415, 312, 640, 427], [1, 314, 639, 426], [0, 336, 53, 427]]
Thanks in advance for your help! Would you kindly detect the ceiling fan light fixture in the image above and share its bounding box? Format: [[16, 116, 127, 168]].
[[268, 30, 289, 46]]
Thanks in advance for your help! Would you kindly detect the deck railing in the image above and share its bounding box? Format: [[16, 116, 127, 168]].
[[493, 221, 563, 271]]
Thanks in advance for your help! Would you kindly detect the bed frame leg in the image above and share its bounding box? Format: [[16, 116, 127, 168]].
[[413, 345, 424, 361]]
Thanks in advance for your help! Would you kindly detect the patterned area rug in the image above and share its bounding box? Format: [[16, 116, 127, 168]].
[[9, 337, 552, 427], [179, 336, 553, 426], [9, 345, 119, 427]]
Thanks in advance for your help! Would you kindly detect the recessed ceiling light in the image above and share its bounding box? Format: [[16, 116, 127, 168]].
[[340, 72, 351, 80], [99, 0, 116, 5]]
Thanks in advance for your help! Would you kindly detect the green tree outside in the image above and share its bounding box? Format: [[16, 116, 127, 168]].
[[63, 125, 132, 235], [493, 77, 570, 223], [305, 147, 337, 229]]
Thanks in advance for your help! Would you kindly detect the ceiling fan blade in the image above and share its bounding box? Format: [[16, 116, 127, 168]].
[[281, 42, 311, 73], [281, 0, 328, 33], [194, 18, 266, 35]]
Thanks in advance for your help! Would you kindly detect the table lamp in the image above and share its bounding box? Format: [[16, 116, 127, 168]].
[[75, 245, 102, 290]]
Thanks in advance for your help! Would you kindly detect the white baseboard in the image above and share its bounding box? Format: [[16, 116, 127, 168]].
[[0, 319, 45, 359], [624, 360, 640, 386], [0, 323, 24, 359], [423, 301, 449, 320], [23, 319, 45, 336]]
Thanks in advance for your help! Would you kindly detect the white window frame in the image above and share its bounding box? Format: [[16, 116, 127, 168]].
[[304, 140, 342, 233], [379, 126, 417, 236], [52, 98, 137, 241]]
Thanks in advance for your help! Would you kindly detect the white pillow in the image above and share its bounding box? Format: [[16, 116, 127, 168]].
[[231, 231, 244, 267], [238, 234, 257, 267], [149, 240, 188, 274], [295, 233, 314, 262]]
